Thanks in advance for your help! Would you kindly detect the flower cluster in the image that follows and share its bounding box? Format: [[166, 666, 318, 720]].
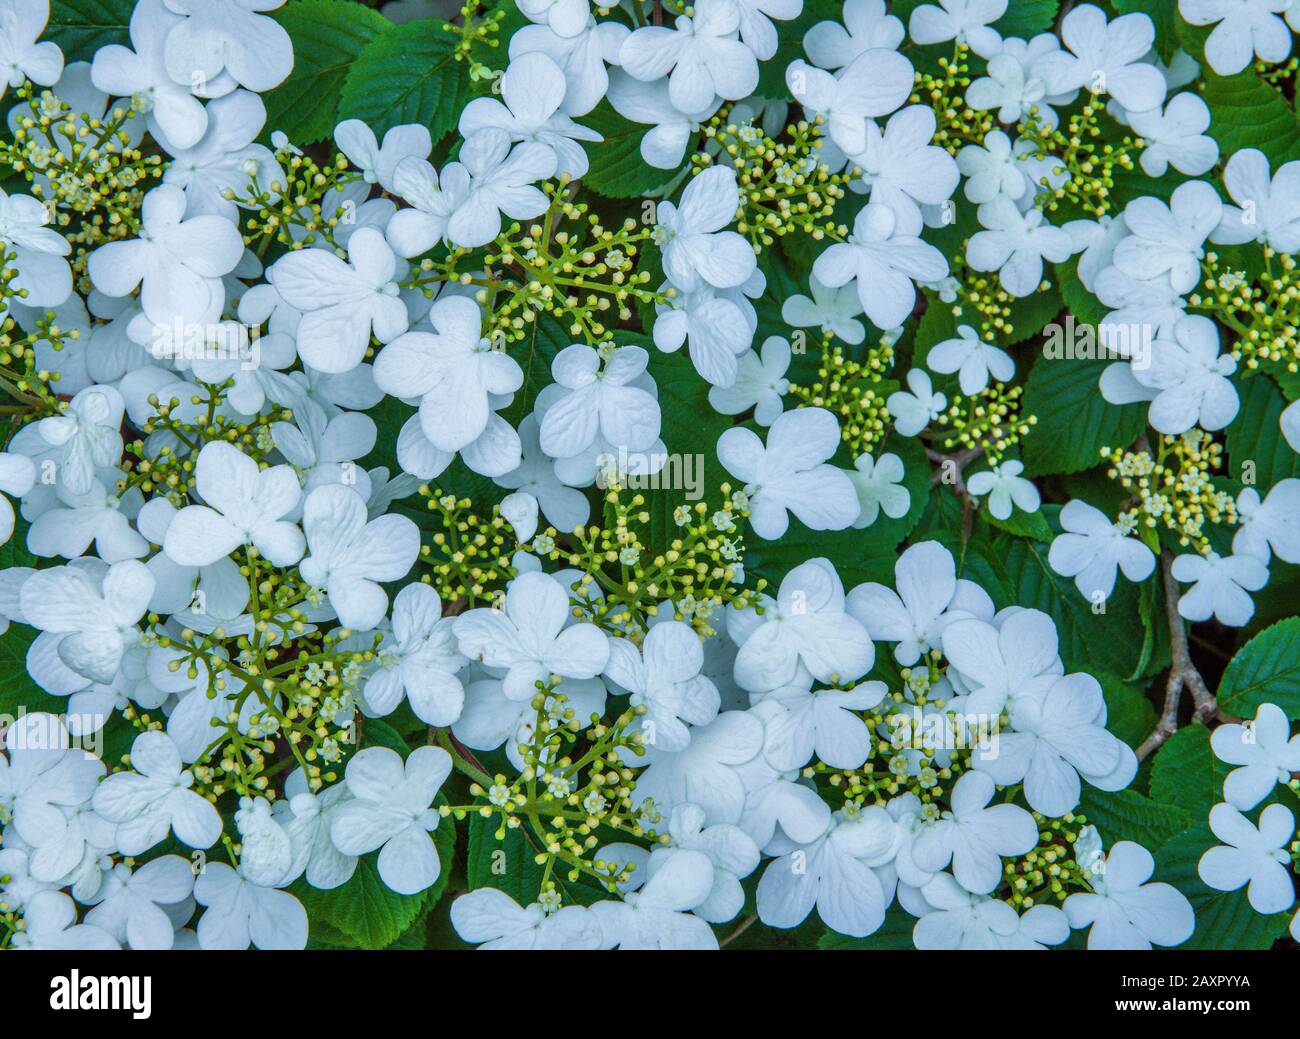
[[0, 0, 1298, 958]]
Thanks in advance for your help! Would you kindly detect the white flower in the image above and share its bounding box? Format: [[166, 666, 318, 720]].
[[90, 0, 220, 151], [0, 713, 102, 858], [161, 91, 283, 220], [1127, 94, 1218, 178], [1213, 148, 1300, 254], [606, 68, 720, 169], [814, 203, 948, 328], [909, 0, 1007, 57], [273, 768, 357, 890], [1178, 0, 1293, 77], [707, 335, 790, 426], [1211, 703, 1300, 811], [762, 680, 885, 771], [1198, 802, 1296, 914], [654, 165, 756, 292], [927, 324, 1014, 395], [88, 183, 243, 325], [728, 557, 873, 692], [589, 849, 718, 949], [193, 861, 307, 950], [92, 729, 223, 854], [957, 129, 1028, 204], [756, 805, 900, 937], [887, 368, 947, 437], [847, 451, 910, 529], [652, 271, 762, 388], [966, 460, 1040, 521], [10, 890, 118, 950], [83, 855, 194, 950], [330, 746, 452, 896], [975, 672, 1135, 817], [517, 0, 591, 38], [459, 53, 600, 178], [0, 187, 72, 307], [375, 296, 523, 453], [605, 620, 719, 753], [634, 710, 763, 827], [363, 584, 466, 726], [269, 226, 408, 375], [335, 119, 431, 193], [33, 383, 124, 496], [729, 0, 804, 61], [1234, 479, 1300, 565], [384, 156, 464, 257], [1034, 3, 1167, 113], [299, 483, 420, 631], [781, 275, 865, 345], [804, 0, 904, 70], [619, 0, 758, 113], [509, 15, 629, 117], [848, 540, 993, 665], [717, 407, 859, 540], [1064, 841, 1195, 949], [494, 415, 591, 532], [966, 196, 1072, 297], [1113, 181, 1223, 294], [0, 0, 62, 99], [20, 560, 153, 686], [847, 105, 959, 235], [164, 441, 304, 568], [915, 873, 1069, 949], [1133, 315, 1238, 435], [451, 888, 602, 949], [965, 35, 1073, 128], [454, 570, 609, 700], [785, 50, 914, 156], [1048, 499, 1156, 600], [444, 128, 556, 248], [0, 451, 35, 544], [1172, 550, 1268, 627], [538, 343, 661, 459], [942, 608, 1063, 716], [913, 771, 1037, 893], [161, 0, 293, 93]]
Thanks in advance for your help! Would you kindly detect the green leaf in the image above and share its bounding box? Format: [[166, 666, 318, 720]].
[[339, 20, 471, 145], [1218, 617, 1300, 719], [293, 826, 453, 950], [998, 536, 1146, 678], [818, 907, 916, 949], [1110, 0, 1178, 61], [1199, 70, 1300, 169], [1156, 825, 1293, 950], [1077, 787, 1191, 852], [46, 0, 132, 60], [980, 507, 1053, 542], [1226, 374, 1300, 488], [263, 0, 391, 145], [466, 811, 550, 904], [1022, 354, 1146, 476], [1097, 671, 1158, 751], [1149, 725, 1231, 817], [581, 102, 683, 199], [992, 0, 1059, 38]]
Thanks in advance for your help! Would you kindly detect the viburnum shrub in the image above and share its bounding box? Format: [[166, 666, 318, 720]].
[[1, 0, 1299, 953]]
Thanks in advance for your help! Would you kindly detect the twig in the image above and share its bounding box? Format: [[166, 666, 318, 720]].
[[719, 913, 758, 947], [1136, 551, 1219, 760], [927, 445, 984, 491]]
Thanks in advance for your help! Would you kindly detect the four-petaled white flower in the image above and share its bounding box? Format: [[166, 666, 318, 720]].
[[1210, 703, 1300, 812], [1048, 499, 1155, 601], [717, 407, 858, 540], [330, 745, 453, 896], [654, 165, 757, 293], [966, 459, 1040, 521], [1064, 840, 1194, 949], [1198, 802, 1297, 915], [1172, 550, 1268, 628]]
